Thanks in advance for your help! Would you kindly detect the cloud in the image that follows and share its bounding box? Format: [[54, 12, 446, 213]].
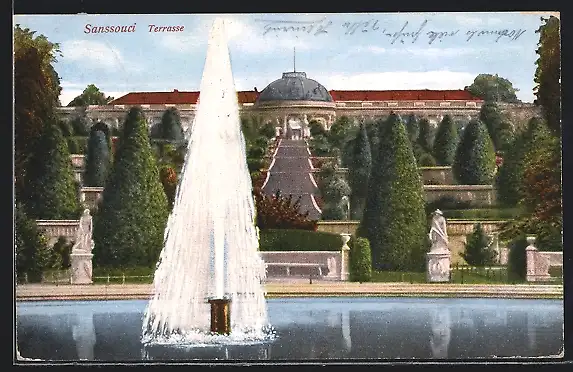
[[158, 16, 312, 55], [59, 80, 129, 106], [60, 39, 143, 72], [315, 70, 476, 91]]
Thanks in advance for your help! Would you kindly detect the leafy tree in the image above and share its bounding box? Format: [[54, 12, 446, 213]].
[[259, 122, 277, 139], [507, 234, 527, 282], [67, 84, 114, 107], [358, 113, 428, 271], [309, 133, 331, 156], [93, 107, 169, 268], [328, 116, 353, 150], [348, 123, 372, 219], [432, 115, 459, 166], [478, 101, 515, 153], [254, 189, 317, 230], [364, 119, 380, 156], [84, 129, 111, 187], [309, 120, 326, 137], [452, 119, 496, 185], [460, 223, 497, 266], [534, 16, 561, 135], [68, 106, 91, 136], [495, 117, 550, 206], [159, 165, 178, 209], [321, 176, 351, 220], [154, 107, 184, 142], [349, 237, 372, 282], [465, 73, 521, 103], [15, 203, 54, 283], [23, 122, 81, 219], [14, 25, 62, 201]]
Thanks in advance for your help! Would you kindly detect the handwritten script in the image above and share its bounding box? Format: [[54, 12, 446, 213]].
[[255, 18, 527, 44]]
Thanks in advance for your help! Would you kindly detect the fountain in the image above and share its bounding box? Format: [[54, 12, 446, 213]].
[[141, 18, 271, 345]]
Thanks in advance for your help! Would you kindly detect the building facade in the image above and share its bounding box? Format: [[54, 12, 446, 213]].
[[55, 71, 539, 137]]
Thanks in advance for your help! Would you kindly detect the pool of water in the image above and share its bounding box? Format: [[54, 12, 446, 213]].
[[15, 297, 563, 361]]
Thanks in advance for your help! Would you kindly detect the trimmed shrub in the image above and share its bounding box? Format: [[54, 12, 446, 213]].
[[479, 101, 515, 153], [23, 122, 81, 219], [452, 119, 496, 185], [441, 207, 522, 220], [66, 137, 79, 154], [259, 229, 342, 251], [83, 129, 111, 187], [349, 236, 372, 282], [15, 203, 53, 282], [348, 122, 372, 220], [93, 106, 169, 268], [418, 152, 437, 166], [156, 107, 184, 142], [309, 120, 326, 137], [507, 234, 527, 282], [404, 114, 419, 143], [258, 122, 276, 139], [416, 118, 433, 153], [460, 223, 497, 266], [58, 120, 74, 137], [247, 158, 264, 172], [433, 115, 459, 166], [359, 113, 428, 272]]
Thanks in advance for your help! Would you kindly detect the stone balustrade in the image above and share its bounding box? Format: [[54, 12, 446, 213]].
[[420, 166, 454, 185], [423, 185, 496, 207], [525, 237, 562, 282], [260, 251, 342, 279], [36, 220, 80, 246]]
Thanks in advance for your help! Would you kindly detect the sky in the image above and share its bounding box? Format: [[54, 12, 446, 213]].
[[13, 12, 556, 105]]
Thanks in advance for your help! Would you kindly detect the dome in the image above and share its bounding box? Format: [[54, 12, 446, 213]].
[[256, 72, 333, 103]]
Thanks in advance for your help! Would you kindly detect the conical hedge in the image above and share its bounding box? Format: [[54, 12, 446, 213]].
[[432, 115, 459, 166], [23, 121, 81, 219], [93, 106, 169, 268], [348, 122, 372, 220], [452, 119, 496, 185], [83, 129, 111, 187], [358, 113, 428, 271]]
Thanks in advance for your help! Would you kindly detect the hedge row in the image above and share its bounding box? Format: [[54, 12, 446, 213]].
[[66, 136, 89, 154], [258, 229, 343, 251], [442, 208, 522, 220]]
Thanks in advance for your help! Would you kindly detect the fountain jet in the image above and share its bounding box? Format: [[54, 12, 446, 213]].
[[141, 18, 270, 344]]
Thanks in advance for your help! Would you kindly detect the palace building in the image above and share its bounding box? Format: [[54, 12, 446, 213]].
[[56, 70, 538, 138]]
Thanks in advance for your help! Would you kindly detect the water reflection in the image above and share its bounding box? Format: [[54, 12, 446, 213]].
[[15, 298, 563, 361]]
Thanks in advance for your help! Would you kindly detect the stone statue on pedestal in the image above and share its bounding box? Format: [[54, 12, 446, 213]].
[[70, 209, 95, 284], [428, 209, 449, 252], [426, 210, 451, 282], [73, 209, 94, 254]]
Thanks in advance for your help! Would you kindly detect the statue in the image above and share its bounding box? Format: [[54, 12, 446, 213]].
[[73, 209, 94, 254], [327, 256, 337, 277], [428, 209, 449, 252]]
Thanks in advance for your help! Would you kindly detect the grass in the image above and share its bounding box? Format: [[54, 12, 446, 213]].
[[92, 266, 155, 284]]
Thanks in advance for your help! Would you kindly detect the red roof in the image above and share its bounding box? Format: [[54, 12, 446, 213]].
[[109, 89, 481, 105], [328, 90, 482, 101]]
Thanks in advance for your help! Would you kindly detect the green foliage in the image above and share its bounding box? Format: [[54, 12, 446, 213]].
[[23, 122, 81, 219], [93, 107, 169, 268], [478, 101, 515, 153], [84, 129, 111, 187], [348, 123, 372, 220], [349, 237, 372, 282], [365, 119, 380, 156], [534, 16, 561, 135], [15, 203, 53, 282], [464, 73, 521, 103], [418, 152, 437, 167], [404, 114, 420, 143], [321, 174, 351, 220], [507, 234, 527, 282], [14, 25, 62, 200], [259, 122, 277, 139], [440, 207, 522, 220], [69, 107, 90, 136], [309, 120, 326, 137], [328, 116, 353, 150], [254, 190, 317, 230], [452, 119, 496, 185], [51, 236, 73, 269], [416, 118, 433, 154], [460, 223, 497, 266], [58, 120, 74, 137], [258, 229, 341, 251], [153, 107, 185, 142], [309, 133, 331, 156], [359, 113, 428, 271], [432, 115, 459, 166], [66, 137, 79, 154], [67, 84, 114, 107]]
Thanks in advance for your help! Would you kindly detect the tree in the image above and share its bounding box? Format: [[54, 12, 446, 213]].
[[404, 114, 419, 143], [358, 113, 428, 271], [478, 101, 515, 153], [67, 84, 114, 107], [349, 237, 372, 282], [415, 117, 433, 156], [15, 203, 54, 283], [93, 107, 169, 268], [309, 120, 326, 137], [84, 129, 111, 187], [68, 106, 91, 136], [328, 116, 353, 150], [452, 119, 496, 185], [254, 189, 317, 230], [321, 176, 352, 220], [534, 16, 561, 136], [465, 74, 521, 103], [348, 122, 372, 219], [460, 223, 497, 266], [14, 25, 62, 201], [495, 117, 550, 206], [153, 107, 185, 142], [23, 122, 81, 220], [432, 115, 459, 166]]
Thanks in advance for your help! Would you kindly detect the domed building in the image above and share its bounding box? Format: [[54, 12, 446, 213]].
[[55, 70, 537, 138]]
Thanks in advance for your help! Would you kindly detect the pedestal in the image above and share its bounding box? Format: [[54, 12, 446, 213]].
[[340, 233, 351, 281], [70, 253, 94, 284], [426, 250, 451, 282], [208, 298, 231, 335]]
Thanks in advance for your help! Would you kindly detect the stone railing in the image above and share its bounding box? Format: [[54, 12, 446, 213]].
[[423, 185, 496, 207], [526, 236, 563, 282], [70, 154, 85, 168], [419, 166, 454, 185], [80, 187, 104, 209], [36, 220, 79, 246]]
